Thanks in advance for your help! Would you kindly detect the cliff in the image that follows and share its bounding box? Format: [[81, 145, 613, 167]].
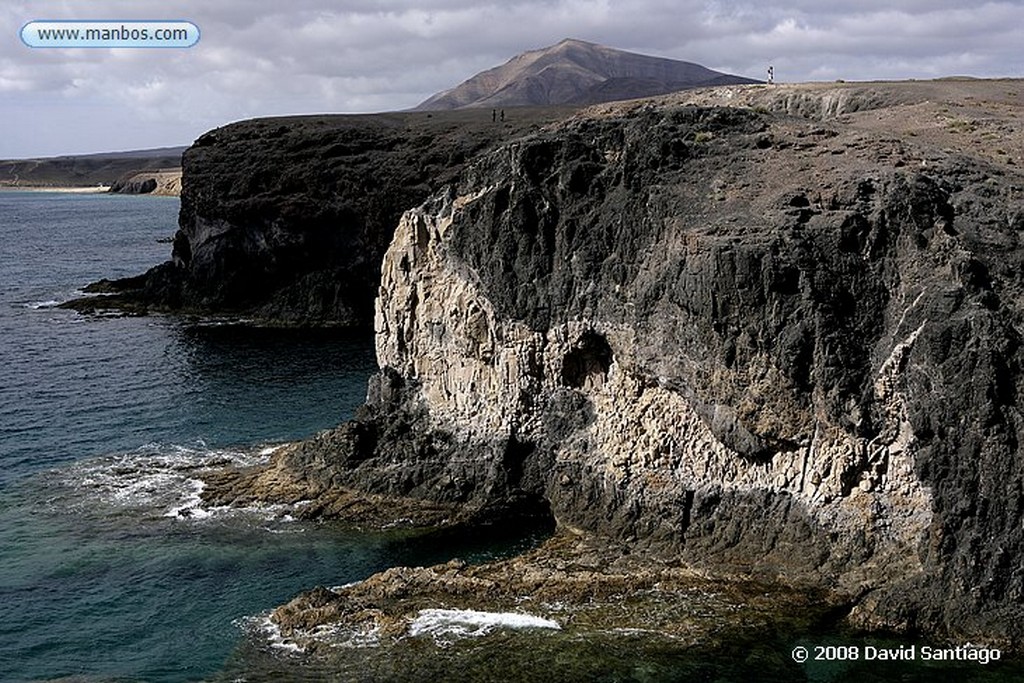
[[205, 80, 1024, 650], [108, 168, 182, 196], [72, 109, 573, 325]]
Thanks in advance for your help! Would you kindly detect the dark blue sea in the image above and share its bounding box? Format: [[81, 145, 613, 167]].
[[2, 191, 1021, 683], [0, 192, 517, 682]]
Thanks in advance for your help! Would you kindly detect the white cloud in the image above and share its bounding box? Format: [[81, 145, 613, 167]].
[[2, 0, 1023, 157]]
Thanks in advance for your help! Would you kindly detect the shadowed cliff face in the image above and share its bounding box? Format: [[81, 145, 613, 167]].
[[86, 109, 574, 325], [174, 110, 582, 325], [363, 101, 1024, 645]]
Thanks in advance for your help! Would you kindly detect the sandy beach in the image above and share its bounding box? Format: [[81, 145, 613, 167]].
[[0, 185, 112, 193]]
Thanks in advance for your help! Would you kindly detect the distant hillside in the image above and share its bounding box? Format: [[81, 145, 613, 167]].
[[416, 38, 758, 110], [0, 147, 186, 188]]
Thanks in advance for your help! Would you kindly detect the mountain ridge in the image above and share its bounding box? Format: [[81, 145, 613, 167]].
[[416, 38, 758, 109]]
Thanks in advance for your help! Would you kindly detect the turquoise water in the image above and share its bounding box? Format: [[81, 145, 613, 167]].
[[0, 192, 514, 682], [2, 192, 1021, 683]]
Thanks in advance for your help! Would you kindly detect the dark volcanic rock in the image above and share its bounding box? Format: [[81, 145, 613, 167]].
[[186, 81, 1024, 654], [83, 108, 574, 326]]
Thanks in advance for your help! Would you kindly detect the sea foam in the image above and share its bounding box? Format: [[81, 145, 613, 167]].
[[239, 613, 382, 653], [240, 615, 305, 654], [23, 299, 60, 310], [54, 441, 295, 524], [408, 609, 561, 641]]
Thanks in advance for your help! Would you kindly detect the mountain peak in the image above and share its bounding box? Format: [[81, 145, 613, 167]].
[[415, 41, 757, 110], [553, 37, 597, 48]]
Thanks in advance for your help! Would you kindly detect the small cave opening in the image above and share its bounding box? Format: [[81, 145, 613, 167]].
[[561, 330, 613, 390], [171, 231, 192, 268]]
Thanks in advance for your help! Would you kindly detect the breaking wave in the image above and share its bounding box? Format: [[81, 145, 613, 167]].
[[238, 612, 383, 654], [43, 441, 297, 525], [408, 609, 561, 642]]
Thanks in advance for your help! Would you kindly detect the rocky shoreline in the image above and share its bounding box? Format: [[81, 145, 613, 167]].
[[246, 531, 839, 680]]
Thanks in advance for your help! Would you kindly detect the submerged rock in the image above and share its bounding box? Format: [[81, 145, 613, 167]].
[[248, 531, 834, 681]]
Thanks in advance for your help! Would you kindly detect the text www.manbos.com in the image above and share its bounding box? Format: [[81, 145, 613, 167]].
[[21, 21, 200, 48]]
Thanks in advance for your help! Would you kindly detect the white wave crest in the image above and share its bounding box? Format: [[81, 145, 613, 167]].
[[55, 441, 294, 524], [239, 613, 381, 653], [408, 609, 561, 642], [23, 299, 60, 310], [239, 615, 305, 654]]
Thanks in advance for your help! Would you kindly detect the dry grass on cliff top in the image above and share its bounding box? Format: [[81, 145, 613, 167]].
[[579, 79, 1024, 173]]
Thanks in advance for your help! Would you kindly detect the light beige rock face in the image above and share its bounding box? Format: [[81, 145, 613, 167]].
[[375, 185, 933, 595], [109, 168, 182, 196], [376, 189, 534, 441]]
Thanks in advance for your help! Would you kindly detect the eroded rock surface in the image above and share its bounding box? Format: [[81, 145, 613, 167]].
[[267, 531, 834, 653], [109, 168, 182, 196]]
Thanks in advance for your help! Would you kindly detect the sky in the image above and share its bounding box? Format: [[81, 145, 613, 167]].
[[2, 0, 1022, 158]]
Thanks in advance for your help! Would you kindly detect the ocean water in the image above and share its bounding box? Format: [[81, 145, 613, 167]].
[[2, 191, 1021, 683], [0, 192, 524, 682]]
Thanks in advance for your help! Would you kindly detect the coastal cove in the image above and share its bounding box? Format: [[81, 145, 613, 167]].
[[7, 79, 1024, 681], [0, 192, 532, 681]]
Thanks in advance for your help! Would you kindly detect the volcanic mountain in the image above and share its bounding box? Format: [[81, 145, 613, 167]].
[[415, 38, 758, 110]]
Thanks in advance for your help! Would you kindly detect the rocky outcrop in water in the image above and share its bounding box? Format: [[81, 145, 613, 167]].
[[207, 81, 1024, 649], [248, 531, 832, 681]]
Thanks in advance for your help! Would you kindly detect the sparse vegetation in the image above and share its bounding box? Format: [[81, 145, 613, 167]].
[[946, 118, 976, 133]]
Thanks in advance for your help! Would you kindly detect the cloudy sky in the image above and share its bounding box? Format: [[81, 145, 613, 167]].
[[3, 0, 1022, 158]]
